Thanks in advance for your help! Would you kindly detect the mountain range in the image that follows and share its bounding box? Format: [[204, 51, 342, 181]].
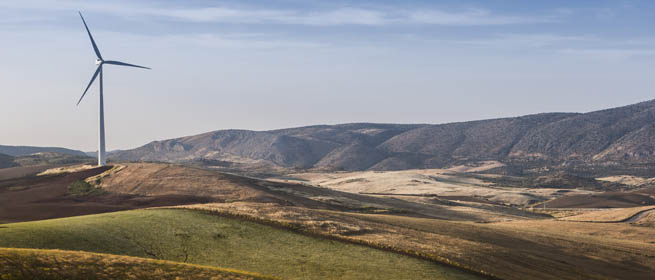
[[0, 146, 90, 169], [0, 153, 15, 169], [0, 145, 86, 157], [110, 99, 655, 174]]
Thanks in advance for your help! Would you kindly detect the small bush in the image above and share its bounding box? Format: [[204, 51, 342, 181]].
[[67, 180, 105, 196]]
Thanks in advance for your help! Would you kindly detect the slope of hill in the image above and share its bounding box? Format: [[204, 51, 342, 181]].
[[0, 247, 272, 280], [0, 151, 92, 170], [92, 163, 546, 222], [110, 100, 655, 173], [2, 162, 654, 279], [0, 209, 479, 280], [0, 145, 87, 157], [0, 162, 545, 224], [0, 153, 16, 169], [11, 152, 93, 167], [0, 165, 212, 223]]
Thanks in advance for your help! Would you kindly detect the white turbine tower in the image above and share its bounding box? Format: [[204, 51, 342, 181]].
[[76, 12, 150, 166]]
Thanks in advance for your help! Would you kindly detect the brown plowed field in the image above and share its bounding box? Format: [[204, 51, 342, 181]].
[[544, 191, 655, 208], [0, 165, 213, 223]]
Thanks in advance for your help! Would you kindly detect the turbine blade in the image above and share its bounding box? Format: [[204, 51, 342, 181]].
[[77, 66, 102, 106], [104, 60, 151, 70], [79, 12, 103, 60]]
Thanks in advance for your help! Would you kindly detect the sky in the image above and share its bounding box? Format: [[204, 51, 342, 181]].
[[1, 0, 655, 151]]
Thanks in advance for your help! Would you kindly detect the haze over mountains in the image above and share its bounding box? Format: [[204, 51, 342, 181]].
[[0, 145, 86, 157], [110, 100, 655, 173], [0, 153, 15, 169], [0, 146, 91, 169]]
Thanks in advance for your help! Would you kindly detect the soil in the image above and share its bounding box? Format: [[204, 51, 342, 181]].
[[0, 166, 213, 223]]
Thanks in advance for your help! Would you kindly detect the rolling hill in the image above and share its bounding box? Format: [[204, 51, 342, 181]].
[[0, 153, 16, 169], [110, 100, 655, 173], [0, 247, 272, 280], [0, 145, 87, 157], [0, 209, 479, 280], [0, 145, 92, 170]]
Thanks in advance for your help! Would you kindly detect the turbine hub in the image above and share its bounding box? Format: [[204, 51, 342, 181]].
[[95, 59, 102, 65]]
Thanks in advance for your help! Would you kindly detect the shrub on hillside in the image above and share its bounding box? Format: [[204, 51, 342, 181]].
[[67, 180, 105, 196]]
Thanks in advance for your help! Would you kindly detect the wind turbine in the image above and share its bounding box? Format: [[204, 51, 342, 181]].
[[76, 12, 150, 166]]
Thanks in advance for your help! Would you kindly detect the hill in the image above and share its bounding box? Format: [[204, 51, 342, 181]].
[[0, 209, 479, 280], [11, 152, 93, 167], [0, 145, 87, 157], [0, 247, 272, 280], [110, 100, 655, 174], [0, 148, 92, 170], [0, 165, 213, 223], [2, 162, 654, 279], [0, 153, 16, 169], [0, 162, 546, 223]]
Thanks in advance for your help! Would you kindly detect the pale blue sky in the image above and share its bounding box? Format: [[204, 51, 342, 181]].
[[1, 0, 654, 151]]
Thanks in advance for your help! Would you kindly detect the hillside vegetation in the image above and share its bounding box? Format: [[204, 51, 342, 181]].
[[0, 247, 271, 280], [110, 100, 655, 174], [0, 209, 479, 280], [178, 202, 655, 280]]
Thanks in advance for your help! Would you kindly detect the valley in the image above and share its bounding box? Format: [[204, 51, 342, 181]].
[[2, 160, 654, 279]]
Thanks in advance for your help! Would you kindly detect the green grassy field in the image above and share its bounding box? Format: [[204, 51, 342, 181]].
[[0, 209, 479, 280], [0, 247, 272, 280]]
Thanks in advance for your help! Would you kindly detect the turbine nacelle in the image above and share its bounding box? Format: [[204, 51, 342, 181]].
[[77, 12, 151, 107]]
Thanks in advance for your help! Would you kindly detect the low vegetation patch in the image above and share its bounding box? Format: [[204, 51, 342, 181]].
[[67, 180, 106, 196], [6, 186, 28, 191]]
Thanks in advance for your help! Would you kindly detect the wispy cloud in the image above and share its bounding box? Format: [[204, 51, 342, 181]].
[[429, 33, 655, 61], [437, 33, 594, 48], [559, 49, 655, 61], [148, 7, 388, 26], [1, 0, 556, 26], [135, 6, 556, 26], [404, 9, 555, 25], [150, 33, 326, 50]]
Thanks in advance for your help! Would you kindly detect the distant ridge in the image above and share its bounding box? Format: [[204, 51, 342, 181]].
[[111, 100, 655, 173], [0, 145, 87, 157], [0, 153, 16, 169]]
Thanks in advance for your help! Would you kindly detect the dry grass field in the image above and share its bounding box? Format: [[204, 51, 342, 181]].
[[277, 167, 597, 206], [0, 247, 273, 280], [177, 202, 655, 280], [559, 206, 655, 222], [89, 163, 545, 223], [3, 162, 655, 279]]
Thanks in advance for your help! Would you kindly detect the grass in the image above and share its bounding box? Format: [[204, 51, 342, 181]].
[[559, 206, 655, 222], [6, 186, 28, 191], [0, 209, 478, 280], [180, 202, 655, 280], [0, 247, 273, 280], [67, 180, 106, 196]]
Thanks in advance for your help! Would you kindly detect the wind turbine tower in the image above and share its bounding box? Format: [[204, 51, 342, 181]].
[[76, 12, 150, 166]]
